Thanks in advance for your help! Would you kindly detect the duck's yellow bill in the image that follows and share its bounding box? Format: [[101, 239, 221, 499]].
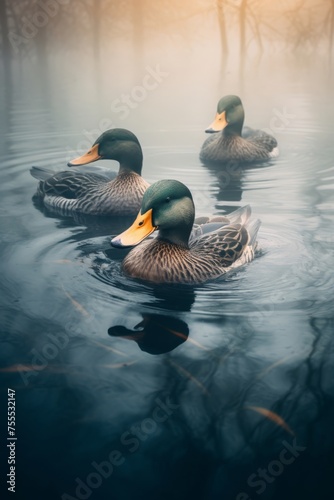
[[68, 144, 101, 166], [111, 209, 156, 248], [205, 111, 228, 133]]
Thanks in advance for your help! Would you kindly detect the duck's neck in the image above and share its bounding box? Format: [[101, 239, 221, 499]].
[[118, 143, 143, 175], [223, 121, 243, 138], [157, 228, 191, 249], [157, 202, 195, 249]]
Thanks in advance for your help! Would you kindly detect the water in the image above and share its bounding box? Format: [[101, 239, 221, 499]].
[[1, 56, 334, 500]]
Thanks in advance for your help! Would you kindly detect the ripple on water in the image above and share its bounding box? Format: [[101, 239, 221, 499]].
[[2, 122, 333, 349]]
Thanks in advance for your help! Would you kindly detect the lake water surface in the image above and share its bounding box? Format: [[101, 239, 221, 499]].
[[1, 56, 334, 500]]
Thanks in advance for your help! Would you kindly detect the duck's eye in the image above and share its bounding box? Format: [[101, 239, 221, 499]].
[[165, 197, 171, 203], [138, 220, 144, 226]]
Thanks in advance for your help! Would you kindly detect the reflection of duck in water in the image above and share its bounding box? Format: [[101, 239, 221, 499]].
[[205, 160, 244, 205], [108, 314, 189, 354], [200, 95, 278, 163], [31, 128, 149, 216], [111, 180, 260, 284]]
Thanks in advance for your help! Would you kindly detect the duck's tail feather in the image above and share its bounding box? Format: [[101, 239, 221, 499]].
[[246, 218, 261, 247], [190, 206, 253, 243], [30, 166, 54, 181], [227, 205, 251, 225]]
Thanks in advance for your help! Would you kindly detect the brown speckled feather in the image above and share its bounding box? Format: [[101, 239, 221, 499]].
[[32, 128, 149, 216], [38, 172, 149, 216], [200, 132, 278, 163], [122, 220, 259, 285]]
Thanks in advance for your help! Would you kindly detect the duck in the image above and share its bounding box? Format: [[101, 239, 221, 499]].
[[111, 179, 260, 284], [200, 95, 278, 163], [31, 128, 150, 216]]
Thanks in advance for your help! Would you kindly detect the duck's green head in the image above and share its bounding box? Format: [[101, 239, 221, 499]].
[[68, 128, 143, 174], [111, 180, 195, 248], [205, 95, 244, 136]]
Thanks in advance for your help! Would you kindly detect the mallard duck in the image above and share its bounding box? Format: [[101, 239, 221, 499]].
[[200, 95, 278, 163], [31, 128, 150, 216], [111, 179, 260, 284]]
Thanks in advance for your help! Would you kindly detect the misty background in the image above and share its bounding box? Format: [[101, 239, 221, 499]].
[[1, 0, 333, 143], [1, 2, 334, 500]]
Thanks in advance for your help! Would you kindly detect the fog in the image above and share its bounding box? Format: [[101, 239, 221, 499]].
[[1, 3, 334, 500], [1, 0, 333, 136]]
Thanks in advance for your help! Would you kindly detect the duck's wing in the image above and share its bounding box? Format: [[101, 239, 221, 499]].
[[242, 127, 278, 154], [31, 166, 57, 181], [191, 205, 260, 266], [31, 166, 116, 182], [190, 205, 252, 243], [191, 222, 251, 266], [33, 170, 109, 200], [191, 217, 230, 243]]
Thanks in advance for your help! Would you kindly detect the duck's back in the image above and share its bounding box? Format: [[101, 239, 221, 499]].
[[122, 220, 260, 285], [243, 127, 278, 156], [34, 169, 149, 216], [200, 128, 278, 163]]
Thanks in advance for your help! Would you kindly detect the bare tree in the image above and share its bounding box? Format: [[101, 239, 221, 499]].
[[328, 0, 334, 61], [0, 0, 12, 76], [216, 0, 228, 56]]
